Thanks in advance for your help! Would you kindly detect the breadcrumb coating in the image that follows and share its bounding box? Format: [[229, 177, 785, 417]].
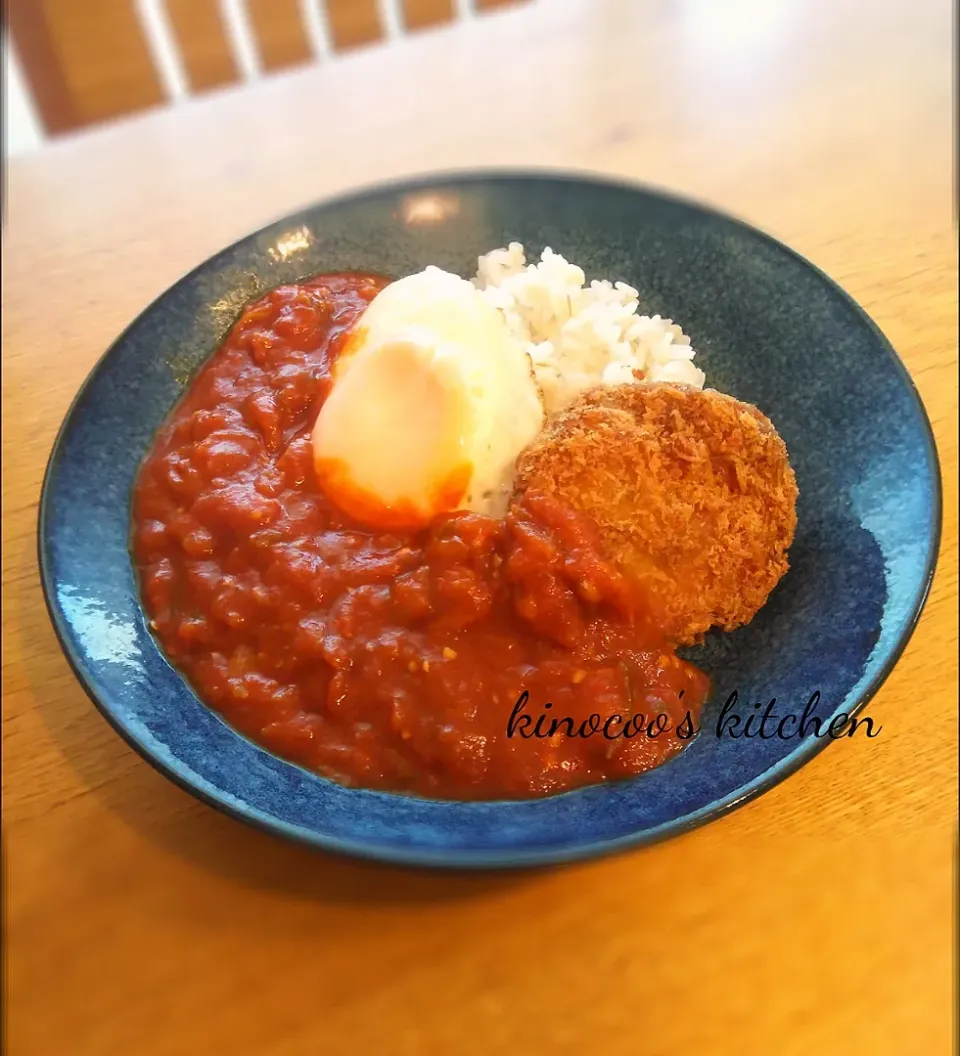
[[511, 383, 798, 645]]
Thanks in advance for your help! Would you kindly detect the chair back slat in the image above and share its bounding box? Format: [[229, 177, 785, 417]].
[[58, 0, 165, 124], [325, 0, 385, 52], [402, 0, 455, 34], [165, 0, 241, 94], [5, 0, 532, 145], [5, 0, 77, 134], [247, 0, 314, 73], [8, 0, 165, 133]]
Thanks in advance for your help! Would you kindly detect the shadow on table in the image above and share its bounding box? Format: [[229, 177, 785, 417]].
[[20, 552, 538, 905]]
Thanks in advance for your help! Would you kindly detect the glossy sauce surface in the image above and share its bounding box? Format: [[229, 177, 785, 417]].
[[132, 273, 709, 798]]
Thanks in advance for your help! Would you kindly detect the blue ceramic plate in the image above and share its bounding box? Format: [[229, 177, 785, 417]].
[[38, 171, 941, 869]]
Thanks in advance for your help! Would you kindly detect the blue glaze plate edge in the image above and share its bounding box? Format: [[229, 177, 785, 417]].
[[37, 168, 943, 870]]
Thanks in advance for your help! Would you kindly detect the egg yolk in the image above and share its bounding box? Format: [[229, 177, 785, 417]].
[[312, 335, 473, 530]]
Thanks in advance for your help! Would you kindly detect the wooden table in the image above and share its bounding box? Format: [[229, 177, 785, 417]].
[[4, 1, 957, 1052]]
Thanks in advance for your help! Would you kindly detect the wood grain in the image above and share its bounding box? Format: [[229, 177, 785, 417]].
[[2, 1, 956, 1054], [165, 0, 241, 94], [246, 0, 314, 73]]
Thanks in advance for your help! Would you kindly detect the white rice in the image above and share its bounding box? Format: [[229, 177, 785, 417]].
[[473, 243, 705, 417]]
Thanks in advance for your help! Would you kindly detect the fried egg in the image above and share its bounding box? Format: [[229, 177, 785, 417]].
[[312, 267, 544, 529]]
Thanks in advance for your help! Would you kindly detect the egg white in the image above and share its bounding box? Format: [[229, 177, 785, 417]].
[[312, 267, 544, 528]]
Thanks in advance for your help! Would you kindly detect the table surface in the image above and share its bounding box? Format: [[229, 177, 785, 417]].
[[3, 0, 957, 1052]]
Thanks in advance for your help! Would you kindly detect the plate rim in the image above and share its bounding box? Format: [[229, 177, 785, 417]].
[[36, 167, 945, 869]]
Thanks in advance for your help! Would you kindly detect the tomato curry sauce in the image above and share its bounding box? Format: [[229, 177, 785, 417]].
[[132, 273, 710, 799]]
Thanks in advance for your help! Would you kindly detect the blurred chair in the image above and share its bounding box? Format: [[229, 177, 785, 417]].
[[5, 0, 526, 143]]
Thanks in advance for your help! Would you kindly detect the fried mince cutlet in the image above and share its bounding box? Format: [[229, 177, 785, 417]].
[[511, 383, 798, 646]]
